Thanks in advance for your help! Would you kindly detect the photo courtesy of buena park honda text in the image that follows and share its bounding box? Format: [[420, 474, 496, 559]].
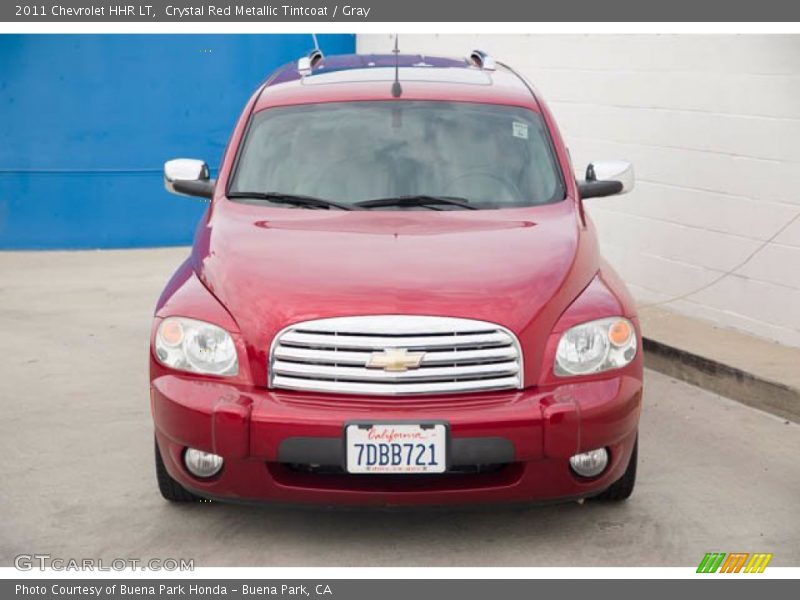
[[0, 0, 798, 596]]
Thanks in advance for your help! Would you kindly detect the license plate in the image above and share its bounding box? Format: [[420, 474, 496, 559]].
[[345, 423, 447, 474]]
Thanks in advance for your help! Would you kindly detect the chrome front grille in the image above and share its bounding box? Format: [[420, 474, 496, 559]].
[[269, 315, 523, 396]]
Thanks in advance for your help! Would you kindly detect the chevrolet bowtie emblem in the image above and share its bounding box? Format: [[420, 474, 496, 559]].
[[366, 348, 425, 372]]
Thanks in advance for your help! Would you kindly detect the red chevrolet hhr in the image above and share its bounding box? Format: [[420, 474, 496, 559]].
[[151, 50, 642, 506]]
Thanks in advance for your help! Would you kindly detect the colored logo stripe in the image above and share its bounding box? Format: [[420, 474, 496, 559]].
[[697, 552, 773, 573], [719, 553, 749, 573], [744, 554, 773, 573], [697, 553, 726, 573]]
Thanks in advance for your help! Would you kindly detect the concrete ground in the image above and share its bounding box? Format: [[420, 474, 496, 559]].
[[1, 248, 798, 567], [640, 305, 800, 423]]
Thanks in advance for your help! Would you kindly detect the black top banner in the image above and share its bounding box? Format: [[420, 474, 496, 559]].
[[4, 0, 800, 22]]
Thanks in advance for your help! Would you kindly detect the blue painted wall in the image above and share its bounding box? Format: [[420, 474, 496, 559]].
[[0, 34, 355, 249]]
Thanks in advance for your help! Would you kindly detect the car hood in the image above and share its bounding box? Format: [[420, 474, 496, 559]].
[[193, 200, 598, 381]]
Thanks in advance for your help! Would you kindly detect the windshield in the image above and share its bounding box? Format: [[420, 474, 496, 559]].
[[229, 101, 564, 209]]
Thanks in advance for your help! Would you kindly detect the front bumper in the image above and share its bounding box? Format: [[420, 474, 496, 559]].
[[152, 374, 642, 506]]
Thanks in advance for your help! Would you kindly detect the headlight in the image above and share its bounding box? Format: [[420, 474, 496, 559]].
[[155, 317, 238, 376], [554, 317, 637, 377]]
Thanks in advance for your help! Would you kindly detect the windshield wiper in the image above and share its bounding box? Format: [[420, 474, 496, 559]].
[[354, 195, 477, 210], [228, 191, 355, 211]]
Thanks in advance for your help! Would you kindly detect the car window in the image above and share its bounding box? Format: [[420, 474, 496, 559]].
[[229, 101, 565, 209]]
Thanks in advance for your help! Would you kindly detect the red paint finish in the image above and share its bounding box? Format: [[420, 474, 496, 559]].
[[150, 55, 643, 506]]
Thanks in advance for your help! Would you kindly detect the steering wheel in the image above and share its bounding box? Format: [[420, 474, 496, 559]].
[[442, 171, 522, 205]]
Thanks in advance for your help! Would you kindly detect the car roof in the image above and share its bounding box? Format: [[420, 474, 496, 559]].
[[253, 53, 541, 112]]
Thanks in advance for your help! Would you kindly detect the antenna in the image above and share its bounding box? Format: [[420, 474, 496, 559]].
[[391, 34, 402, 98], [311, 33, 320, 53]]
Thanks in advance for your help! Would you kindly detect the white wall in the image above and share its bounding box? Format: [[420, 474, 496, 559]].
[[357, 34, 800, 348]]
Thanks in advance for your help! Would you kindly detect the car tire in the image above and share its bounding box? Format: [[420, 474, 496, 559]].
[[594, 437, 637, 502], [154, 437, 201, 502]]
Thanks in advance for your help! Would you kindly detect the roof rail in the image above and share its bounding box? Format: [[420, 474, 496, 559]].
[[297, 49, 324, 74], [468, 50, 496, 71]]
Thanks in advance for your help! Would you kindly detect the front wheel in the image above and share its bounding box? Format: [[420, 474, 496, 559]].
[[154, 438, 201, 502], [594, 437, 637, 502]]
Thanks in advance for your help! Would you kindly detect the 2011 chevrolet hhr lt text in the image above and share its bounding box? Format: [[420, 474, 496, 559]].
[[151, 50, 642, 506]]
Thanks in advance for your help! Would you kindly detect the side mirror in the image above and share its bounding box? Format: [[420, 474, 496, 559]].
[[578, 160, 634, 199], [164, 158, 214, 199]]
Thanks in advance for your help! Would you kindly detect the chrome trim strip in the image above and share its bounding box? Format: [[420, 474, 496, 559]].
[[279, 331, 510, 351], [282, 314, 500, 334], [272, 360, 520, 382], [271, 375, 521, 396], [273, 345, 518, 366]]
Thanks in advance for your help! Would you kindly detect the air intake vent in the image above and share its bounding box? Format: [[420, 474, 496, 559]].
[[269, 315, 523, 396]]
